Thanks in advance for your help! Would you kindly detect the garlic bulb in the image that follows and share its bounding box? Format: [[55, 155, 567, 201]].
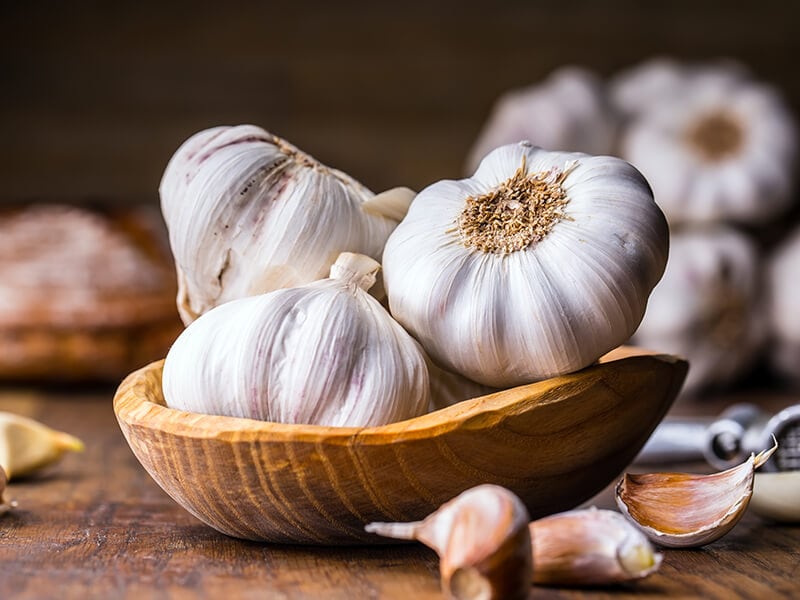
[[162, 253, 429, 427], [366, 484, 532, 600], [428, 361, 498, 411], [383, 142, 668, 388], [160, 125, 410, 324], [616, 444, 776, 548], [609, 57, 748, 120], [619, 63, 797, 225], [466, 67, 617, 173], [767, 226, 800, 382], [632, 226, 763, 395], [530, 508, 661, 586]]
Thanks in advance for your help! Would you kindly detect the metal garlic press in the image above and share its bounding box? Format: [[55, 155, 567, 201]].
[[635, 403, 800, 472]]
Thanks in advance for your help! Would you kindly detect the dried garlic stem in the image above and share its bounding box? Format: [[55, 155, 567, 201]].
[[366, 484, 532, 600]]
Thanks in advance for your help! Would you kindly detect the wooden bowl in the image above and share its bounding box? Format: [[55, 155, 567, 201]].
[[113, 347, 686, 544]]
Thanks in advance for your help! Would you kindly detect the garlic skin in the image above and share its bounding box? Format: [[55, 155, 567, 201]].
[[615, 444, 776, 548], [160, 125, 407, 324], [162, 253, 430, 427], [609, 58, 749, 120], [632, 226, 763, 395], [750, 471, 800, 523], [383, 142, 668, 388], [366, 484, 532, 600], [619, 64, 797, 225], [0, 412, 84, 479], [530, 508, 661, 586], [427, 361, 498, 411], [767, 227, 800, 383], [466, 67, 617, 173]]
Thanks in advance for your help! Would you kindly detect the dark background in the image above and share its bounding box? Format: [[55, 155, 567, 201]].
[[1, 1, 798, 205]]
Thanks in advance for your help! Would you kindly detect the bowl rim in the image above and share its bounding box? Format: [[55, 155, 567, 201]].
[[114, 346, 684, 445]]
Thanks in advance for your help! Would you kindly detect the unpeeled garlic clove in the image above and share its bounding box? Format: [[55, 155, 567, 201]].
[[615, 444, 776, 548], [530, 507, 661, 586], [0, 466, 15, 515], [366, 484, 532, 600], [750, 471, 800, 523], [0, 412, 84, 479]]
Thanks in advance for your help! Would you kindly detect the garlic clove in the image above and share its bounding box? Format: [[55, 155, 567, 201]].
[[0, 412, 84, 479], [362, 187, 417, 223], [0, 466, 15, 514], [750, 471, 800, 523], [530, 507, 661, 586], [366, 484, 532, 600], [615, 443, 776, 548]]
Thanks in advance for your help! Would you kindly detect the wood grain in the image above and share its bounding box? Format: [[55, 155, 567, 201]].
[[2, 386, 799, 599], [113, 348, 686, 543]]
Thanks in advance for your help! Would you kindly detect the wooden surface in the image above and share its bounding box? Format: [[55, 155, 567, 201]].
[[1, 385, 798, 599], [113, 349, 685, 543]]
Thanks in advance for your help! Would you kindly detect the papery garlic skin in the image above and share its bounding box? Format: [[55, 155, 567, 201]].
[[767, 227, 800, 383], [632, 226, 763, 395], [428, 361, 499, 411], [160, 125, 404, 324], [615, 445, 775, 548], [609, 58, 749, 120], [383, 142, 668, 388], [619, 64, 797, 225], [466, 67, 617, 173], [530, 508, 661, 586], [162, 253, 430, 427], [366, 484, 532, 600]]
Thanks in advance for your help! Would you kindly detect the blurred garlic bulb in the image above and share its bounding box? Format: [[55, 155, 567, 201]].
[[609, 57, 748, 119], [466, 67, 617, 173], [619, 64, 797, 225], [160, 125, 411, 324], [383, 142, 668, 388], [767, 227, 800, 382], [163, 253, 430, 427], [632, 226, 764, 394]]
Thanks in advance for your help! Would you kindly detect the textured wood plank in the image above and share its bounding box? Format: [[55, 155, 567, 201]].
[[1, 387, 799, 598]]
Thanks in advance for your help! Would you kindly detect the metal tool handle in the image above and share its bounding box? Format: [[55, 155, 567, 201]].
[[635, 403, 765, 470]]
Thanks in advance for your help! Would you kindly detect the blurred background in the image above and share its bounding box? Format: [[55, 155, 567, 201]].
[[2, 0, 798, 202], [1, 0, 800, 394]]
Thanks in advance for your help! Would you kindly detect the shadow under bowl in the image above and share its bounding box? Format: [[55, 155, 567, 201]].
[[113, 346, 687, 544]]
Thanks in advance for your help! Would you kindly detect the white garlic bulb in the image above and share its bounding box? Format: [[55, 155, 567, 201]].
[[160, 125, 411, 324], [162, 253, 430, 427], [609, 57, 749, 120], [619, 64, 797, 225], [383, 142, 668, 388], [767, 226, 800, 383], [632, 226, 764, 394], [466, 67, 617, 173]]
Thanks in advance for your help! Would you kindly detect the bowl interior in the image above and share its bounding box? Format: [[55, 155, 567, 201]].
[[114, 347, 687, 544]]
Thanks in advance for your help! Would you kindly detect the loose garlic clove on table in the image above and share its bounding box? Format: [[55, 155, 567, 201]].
[[366, 484, 532, 600], [615, 443, 776, 548], [0, 412, 84, 480], [530, 508, 661, 586]]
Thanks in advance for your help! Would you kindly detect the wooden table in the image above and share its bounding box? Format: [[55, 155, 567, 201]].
[[0, 385, 797, 599]]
